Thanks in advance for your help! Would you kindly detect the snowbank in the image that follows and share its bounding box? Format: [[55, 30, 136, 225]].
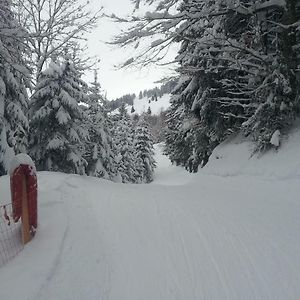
[[202, 123, 300, 179]]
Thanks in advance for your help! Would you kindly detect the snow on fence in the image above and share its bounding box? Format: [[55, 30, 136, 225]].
[[0, 154, 38, 268], [0, 203, 23, 267]]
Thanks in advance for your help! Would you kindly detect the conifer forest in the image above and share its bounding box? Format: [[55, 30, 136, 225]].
[[1, 0, 300, 179]]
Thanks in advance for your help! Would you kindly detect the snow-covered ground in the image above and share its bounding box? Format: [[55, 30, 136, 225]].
[[0, 129, 300, 300], [125, 93, 170, 115]]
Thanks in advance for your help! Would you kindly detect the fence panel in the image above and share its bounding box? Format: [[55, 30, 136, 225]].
[[0, 203, 23, 267]]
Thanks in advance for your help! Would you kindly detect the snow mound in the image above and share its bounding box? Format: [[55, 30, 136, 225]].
[[202, 123, 300, 179]]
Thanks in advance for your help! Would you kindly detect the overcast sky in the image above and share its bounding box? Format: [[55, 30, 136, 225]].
[[85, 0, 177, 100]]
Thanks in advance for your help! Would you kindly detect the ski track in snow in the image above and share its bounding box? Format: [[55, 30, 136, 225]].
[[0, 145, 300, 299]]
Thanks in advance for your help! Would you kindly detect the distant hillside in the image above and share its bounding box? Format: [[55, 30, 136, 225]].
[[106, 93, 136, 112], [137, 79, 177, 100], [107, 79, 177, 115], [128, 93, 171, 116]]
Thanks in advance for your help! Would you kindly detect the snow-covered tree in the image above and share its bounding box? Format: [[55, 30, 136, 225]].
[[113, 115, 137, 183], [239, 1, 300, 150], [0, 0, 30, 175], [84, 70, 117, 180], [114, 0, 300, 171], [16, 0, 102, 80], [164, 1, 234, 171], [134, 116, 156, 183], [29, 60, 89, 174]]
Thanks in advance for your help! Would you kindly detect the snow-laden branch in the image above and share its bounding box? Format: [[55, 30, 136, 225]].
[[15, 0, 103, 81]]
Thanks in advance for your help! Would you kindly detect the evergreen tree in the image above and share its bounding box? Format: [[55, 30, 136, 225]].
[[134, 116, 156, 183], [118, 103, 128, 118], [114, 0, 300, 172], [0, 0, 30, 175], [29, 60, 89, 174], [239, 1, 300, 150], [113, 115, 137, 183], [84, 70, 117, 179], [147, 106, 152, 115]]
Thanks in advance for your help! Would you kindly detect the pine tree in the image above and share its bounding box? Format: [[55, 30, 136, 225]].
[[118, 103, 128, 118], [113, 115, 137, 183], [114, 0, 300, 172], [165, 1, 231, 171], [238, 1, 300, 150], [0, 0, 30, 175], [134, 116, 156, 183], [166, 0, 300, 167], [29, 60, 89, 174], [84, 70, 117, 179]]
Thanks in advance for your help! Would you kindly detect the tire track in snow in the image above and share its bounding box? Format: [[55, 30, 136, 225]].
[[37, 176, 112, 300], [32, 178, 71, 300], [170, 200, 233, 300]]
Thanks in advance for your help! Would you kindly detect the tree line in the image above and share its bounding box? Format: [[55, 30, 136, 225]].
[[138, 79, 178, 100]]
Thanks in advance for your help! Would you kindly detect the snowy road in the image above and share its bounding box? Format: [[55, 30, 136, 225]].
[[0, 145, 300, 299]]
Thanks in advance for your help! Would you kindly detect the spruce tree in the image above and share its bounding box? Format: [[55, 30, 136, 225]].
[[29, 60, 89, 174], [0, 0, 30, 175], [84, 70, 117, 179], [114, 0, 300, 172], [134, 116, 156, 183], [113, 114, 137, 183], [239, 1, 300, 150]]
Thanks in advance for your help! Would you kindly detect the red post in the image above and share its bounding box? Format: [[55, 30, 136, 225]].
[[10, 155, 38, 244]]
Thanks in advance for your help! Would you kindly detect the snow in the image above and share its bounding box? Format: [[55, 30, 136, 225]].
[[129, 93, 170, 115], [46, 138, 65, 150], [203, 123, 300, 179], [110, 93, 171, 116], [0, 126, 15, 173], [270, 129, 280, 147], [0, 128, 300, 299], [9, 153, 36, 176]]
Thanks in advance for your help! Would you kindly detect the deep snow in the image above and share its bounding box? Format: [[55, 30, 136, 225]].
[[0, 132, 300, 300]]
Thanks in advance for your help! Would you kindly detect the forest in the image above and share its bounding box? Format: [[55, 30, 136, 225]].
[[0, 0, 300, 181], [113, 0, 300, 172]]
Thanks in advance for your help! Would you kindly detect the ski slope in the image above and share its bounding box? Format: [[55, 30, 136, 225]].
[[110, 94, 171, 116], [0, 136, 300, 299], [109, 94, 170, 116], [128, 93, 171, 115]]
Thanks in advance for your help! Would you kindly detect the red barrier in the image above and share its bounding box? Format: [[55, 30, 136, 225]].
[[10, 156, 37, 244]]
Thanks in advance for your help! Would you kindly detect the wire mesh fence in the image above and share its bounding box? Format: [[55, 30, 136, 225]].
[[0, 203, 23, 268]]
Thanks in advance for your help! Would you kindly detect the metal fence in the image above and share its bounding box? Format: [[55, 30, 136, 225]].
[[0, 203, 23, 268]]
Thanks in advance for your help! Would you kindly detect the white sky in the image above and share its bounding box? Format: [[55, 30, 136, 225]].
[[85, 0, 177, 100]]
